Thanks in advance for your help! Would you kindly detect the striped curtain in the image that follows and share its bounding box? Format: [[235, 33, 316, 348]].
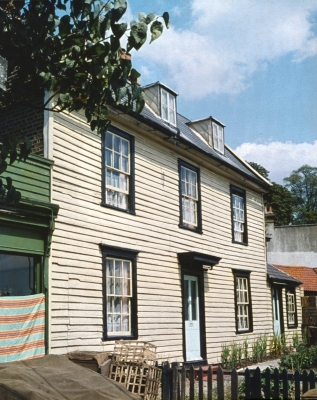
[[0, 294, 45, 363]]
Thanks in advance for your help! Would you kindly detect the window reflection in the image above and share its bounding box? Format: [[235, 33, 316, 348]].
[[0, 253, 35, 296]]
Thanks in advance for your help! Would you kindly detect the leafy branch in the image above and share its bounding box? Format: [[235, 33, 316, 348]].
[[0, 0, 169, 203]]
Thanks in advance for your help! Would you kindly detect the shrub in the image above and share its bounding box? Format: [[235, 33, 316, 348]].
[[221, 343, 230, 368], [279, 343, 317, 371]]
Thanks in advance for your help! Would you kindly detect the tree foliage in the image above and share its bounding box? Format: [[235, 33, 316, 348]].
[[248, 161, 270, 180], [284, 165, 317, 224], [264, 182, 295, 226], [0, 0, 169, 204], [248, 161, 294, 226]]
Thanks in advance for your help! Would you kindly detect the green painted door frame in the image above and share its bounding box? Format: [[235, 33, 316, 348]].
[[0, 200, 59, 354]]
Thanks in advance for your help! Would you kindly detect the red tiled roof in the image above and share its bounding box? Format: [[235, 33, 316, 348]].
[[273, 265, 317, 292]]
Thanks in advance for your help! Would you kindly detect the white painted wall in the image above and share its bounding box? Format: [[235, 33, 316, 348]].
[[267, 225, 317, 268]]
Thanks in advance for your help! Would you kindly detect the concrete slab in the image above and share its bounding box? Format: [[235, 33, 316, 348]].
[[237, 358, 280, 372]]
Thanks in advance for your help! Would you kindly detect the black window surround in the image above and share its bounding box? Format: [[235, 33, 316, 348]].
[[102, 126, 135, 214], [286, 287, 298, 329], [178, 159, 202, 233], [230, 185, 248, 245], [100, 244, 139, 341], [232, 269, 253, 334]]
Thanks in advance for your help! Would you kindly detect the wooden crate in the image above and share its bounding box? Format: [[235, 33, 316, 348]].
[[109, 362, 130, 385], [109, 341, 161, 399], [143, 364, 162, 400], [109, 362, 161, 400], [112, 340, 157, 366]]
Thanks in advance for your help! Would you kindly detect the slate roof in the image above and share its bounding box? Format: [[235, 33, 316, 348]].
[[267, 263, 302, 286], [273, 265, 317, 292], [136, 100, 271, 190]]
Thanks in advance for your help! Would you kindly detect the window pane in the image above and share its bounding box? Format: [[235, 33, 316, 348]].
[[181, 181, 186, 195], [115, 260, 121, 276], [104, 132, 131, 210], [180, 165, 198, 227], [123, 261, 130, 278], [107, 259, 114, 275], [236, 277, 250, 331], [114, 297, 121, 313], [105, 133, 113, 149], [107, 315, 113, 332], [115, 279, 122, 295], [161, 89, 176, 125], [107, 298, 113, 313], [122, 139, 129, 156], [169, 107, 175, 125], [105, 257, 133, 336], [162, 105, 168, 120], [162, 90, 167, 105], [122, 315, 129, 332], [181, 166, 185, 181], [106, 170, 112, 186], [122, 297, 129, 313], [213, 123, 224, 153], [106, 150, 112, 167], [0, 254, 36, 296], [114, 314, 121, 332], [114, 153, 120, 170], [122, 278, 130, 295], [287, 292, 296, 325], [122, 156, 129, 173], [232, 193, 245, 242], [107, 277, 114, 294], [114, 135, 121, 152], [191, 280, 197, 321], [106, 190, 126, 209], [120, 174, 128, 191], [182, 198, 196, 225]]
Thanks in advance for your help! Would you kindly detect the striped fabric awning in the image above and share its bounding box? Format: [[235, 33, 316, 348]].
[[0, 294, 45, 363]]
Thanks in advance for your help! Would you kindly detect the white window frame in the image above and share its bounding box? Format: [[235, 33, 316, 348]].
[[106, 258, 132, 336], [231, 186, 247, 244], [236, 277, 250, 332], [233, 270, 253, 334], [232, 194, 245, 242], [161, 88, 176, 126], [212, 122, 224, 154], [104, 131, 130, 210], [286, 290, 296, 327], [181, 165, 198, 227]]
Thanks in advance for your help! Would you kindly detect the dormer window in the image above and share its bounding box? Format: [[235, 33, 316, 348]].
[[161, 88, 176, 126], [212, 122, 224, 154], [186, 116, 225, 154]]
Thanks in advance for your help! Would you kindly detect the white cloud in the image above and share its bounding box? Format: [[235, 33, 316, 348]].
[[132, 0, 317, 99], [234, 141, 317, 184]]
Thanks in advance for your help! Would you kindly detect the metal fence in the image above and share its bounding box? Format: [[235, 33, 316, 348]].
[[161, 362, 317, 400]]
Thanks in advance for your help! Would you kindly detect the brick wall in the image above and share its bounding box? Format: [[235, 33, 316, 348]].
[[0, 98, 44, 156]]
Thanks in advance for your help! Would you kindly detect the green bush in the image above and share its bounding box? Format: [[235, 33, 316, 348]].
[[279, 343, 317, 371]]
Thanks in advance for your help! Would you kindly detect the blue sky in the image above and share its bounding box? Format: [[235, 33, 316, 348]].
[[124, 0, 317, 183]]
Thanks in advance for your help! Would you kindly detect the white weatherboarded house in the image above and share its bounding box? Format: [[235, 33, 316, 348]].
[[47, 82, 302, 364]]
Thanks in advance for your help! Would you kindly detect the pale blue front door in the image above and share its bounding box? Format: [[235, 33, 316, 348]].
[[184, 275, 202, 361]]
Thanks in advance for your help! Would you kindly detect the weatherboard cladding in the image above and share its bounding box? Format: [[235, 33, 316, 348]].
[[267, 263, 302, 285], [139, 104, 266, 187]]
